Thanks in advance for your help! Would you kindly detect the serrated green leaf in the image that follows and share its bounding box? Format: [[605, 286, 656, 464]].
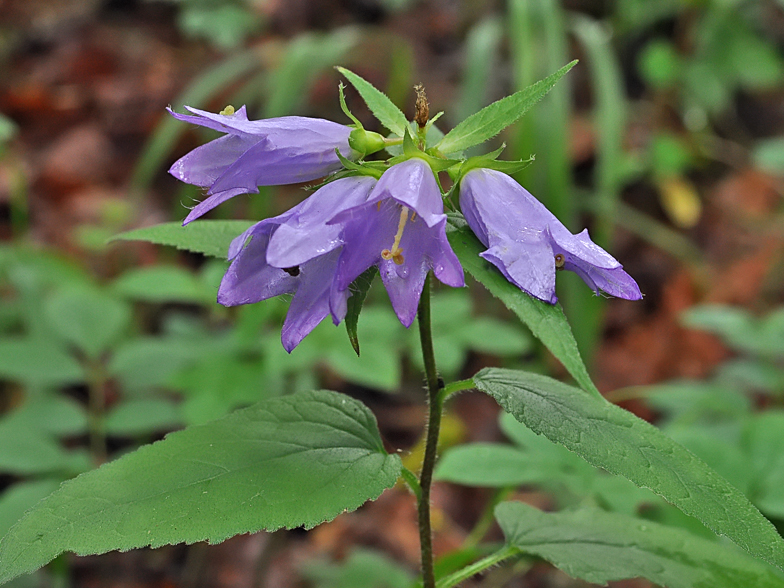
[[113, 266, 214, 304], [496, 501, 784, 588], [44, 286, 131, 359], [435, 60, 577, 155], [111, 221, 254, 259], [446, 217, 599, 397], [0, 337, 84, 386], [336, 67, 409, 137], [0, 390, 401, 584], [473, 368, 784, 571], [344, 267, 378, 356]]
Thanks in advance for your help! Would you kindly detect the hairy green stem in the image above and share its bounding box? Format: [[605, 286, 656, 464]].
[[439, 378, 475, 404], [401, 467, 423, 501], [435, 546, 519, 588], [417, 273, 442, 588]]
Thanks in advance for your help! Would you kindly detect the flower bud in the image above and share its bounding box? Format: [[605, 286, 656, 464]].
[[348, 128, 386, 157]]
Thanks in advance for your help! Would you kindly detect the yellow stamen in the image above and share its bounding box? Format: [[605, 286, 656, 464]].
[[220, 105, 235, 116], [555, 253, 565, 270], [381, 206, 410, 265]]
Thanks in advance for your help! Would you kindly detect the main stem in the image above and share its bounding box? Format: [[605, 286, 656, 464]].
[[417, 273, 442, 588]]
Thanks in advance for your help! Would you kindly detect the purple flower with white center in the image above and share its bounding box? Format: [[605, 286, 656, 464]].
[[218, 176, 376, 352], [168, 105, 354, 225], [329, 159, 465, 327], [460, 168, 642, 304]]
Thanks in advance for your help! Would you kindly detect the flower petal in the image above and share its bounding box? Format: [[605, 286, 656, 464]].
[[460, 168, 640, 303], [183, 187, 251, 226], [266, 176, 376, 268], [169, 134, 261, 188], [217, 222, 297, 306], [366, 158, 446, 227], [280, 249, 344, 352]]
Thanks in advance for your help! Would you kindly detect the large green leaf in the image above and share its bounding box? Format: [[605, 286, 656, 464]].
[[435, 60, 577, 155], [473, 368, 784, 571], [0, 390, 401, 584], [336, 67, 409, 137], [111, 221, 254, 259], [496, 501, 784, 588], [446, 218, 599, 397]]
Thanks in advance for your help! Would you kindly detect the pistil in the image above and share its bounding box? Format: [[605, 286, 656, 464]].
[[381, 206, 410, 265]]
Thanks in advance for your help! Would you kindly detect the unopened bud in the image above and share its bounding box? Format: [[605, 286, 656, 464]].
[[348, 128, 386, 157]]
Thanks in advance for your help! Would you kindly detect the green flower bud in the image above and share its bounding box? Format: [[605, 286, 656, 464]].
[[348, 128, 386, 157]]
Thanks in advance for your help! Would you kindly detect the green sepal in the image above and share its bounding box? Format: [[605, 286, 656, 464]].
[[338, 82, 363, 128], [388, 129, 461, 173], [451, 146, 536, 183], [334, 149, 385, 179], [345, 266, 378, 356]]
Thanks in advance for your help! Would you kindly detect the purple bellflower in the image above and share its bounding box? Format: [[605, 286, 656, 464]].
[[329, 159, 465, 327], [218, 176, 376, 352], [168, 105, 354, 225], [459, 168, 641, 304]]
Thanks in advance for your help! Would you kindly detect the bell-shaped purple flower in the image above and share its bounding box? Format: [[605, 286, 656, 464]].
[[218, 176, 376, 352], [168, 105, 354, 225], [459, 168, 641, 304], [329, 159, 465, 327]]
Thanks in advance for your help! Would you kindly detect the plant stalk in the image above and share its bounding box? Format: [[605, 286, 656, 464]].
[[417, 273, 442, 588], [435, 546, 519, 588]]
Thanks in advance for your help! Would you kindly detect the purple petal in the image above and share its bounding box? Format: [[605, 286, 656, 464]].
[[280, 248, 343, 352], [366, 159, 446, 227], [266, 176, 377, 268], [480, 236, 557, 304], [168, 107, 355, 223], [217, 221, 297, 306], [563, 259, 643, 300], [333, 198, 399, 292], [460, 168, 641, 302], [183, 187, 251, 226], [169, 134, 262, 188], [331, 162, 464, 327]]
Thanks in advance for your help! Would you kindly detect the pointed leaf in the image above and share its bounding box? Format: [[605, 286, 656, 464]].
[[436, 60, 577, 155], [473, 368, 784, 571], [496, 502, 784, 588], [111, 221, 254, 259], [447, 217, 599, 397], [336, 67, 409, 137], [0, 390, 401, 584]]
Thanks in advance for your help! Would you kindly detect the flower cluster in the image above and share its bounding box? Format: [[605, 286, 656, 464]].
[[169, 99, 640, 351]]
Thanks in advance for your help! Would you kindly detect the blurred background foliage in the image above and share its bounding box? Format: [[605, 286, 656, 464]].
[[0, 0, 783, 586]]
